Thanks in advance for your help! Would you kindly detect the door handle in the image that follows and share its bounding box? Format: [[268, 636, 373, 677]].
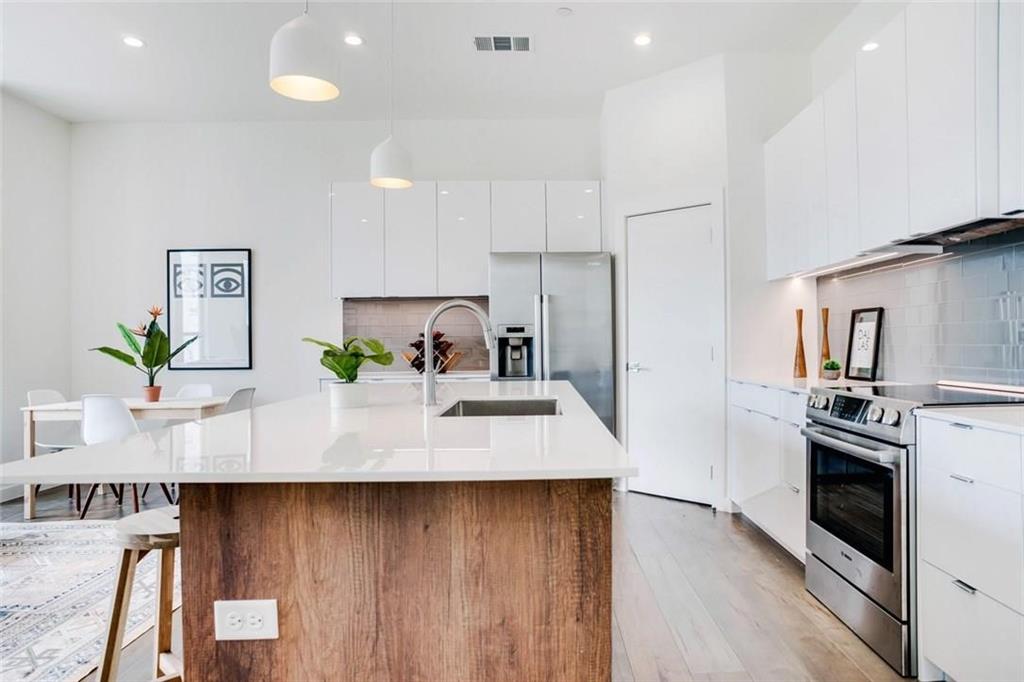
[[952, 579, 977, 595], [626, 363, 647, 373], [949, 473, 975, 484], [540, 294, 551, 381]]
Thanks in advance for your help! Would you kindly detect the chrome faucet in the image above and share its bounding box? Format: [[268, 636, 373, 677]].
[[423, 299, 495, 406]]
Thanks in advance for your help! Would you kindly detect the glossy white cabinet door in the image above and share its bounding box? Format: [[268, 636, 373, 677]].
[[857, 11, 910, 250], [490, 181, 547, 252], [764, 122, 799, 279], [823, 70, 861, 263], [437, 181, 490, 296], [907, 0, 978, 236], [731, 408, 781, 504], [780, 421, 806, 493], [545, 181, 601, 252], [384, 181, 437, 297], [797, 98, 829, 271], [330, 181, 384, 298], [999, 0, 1024, 215]]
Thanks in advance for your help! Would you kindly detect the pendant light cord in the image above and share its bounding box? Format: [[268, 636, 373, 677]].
[[387, 0, 395, 138]]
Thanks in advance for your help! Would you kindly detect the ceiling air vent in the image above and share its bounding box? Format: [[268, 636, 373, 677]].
[[474, 36, 532, 52]]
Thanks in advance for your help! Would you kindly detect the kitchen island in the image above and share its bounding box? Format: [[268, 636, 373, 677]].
[[0, 380, 635, 681]]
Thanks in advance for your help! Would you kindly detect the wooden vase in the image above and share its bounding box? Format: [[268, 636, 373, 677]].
[[793, 309, 807, 379], [820, 307, 831, 378]]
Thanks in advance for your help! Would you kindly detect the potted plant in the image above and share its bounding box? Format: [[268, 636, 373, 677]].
[[822, 359, 842, 381], [91, 306, 199, 402], [303, 336, 394, 408]]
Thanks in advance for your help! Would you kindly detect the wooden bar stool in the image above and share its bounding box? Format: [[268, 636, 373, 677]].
[[97, 506, 184, 682]]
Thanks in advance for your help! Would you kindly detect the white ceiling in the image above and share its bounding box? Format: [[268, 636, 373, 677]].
[[1, 1, 856, 123]]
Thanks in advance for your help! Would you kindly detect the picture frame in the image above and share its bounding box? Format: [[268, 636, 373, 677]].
[[166, 248, 252, 370], [845, 307, 883, 381]]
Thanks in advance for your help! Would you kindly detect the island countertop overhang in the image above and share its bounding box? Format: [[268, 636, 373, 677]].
[[1, 380, 636, 484]]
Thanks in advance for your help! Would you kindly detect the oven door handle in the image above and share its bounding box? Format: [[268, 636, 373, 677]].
[[800, 426, 900, 465]]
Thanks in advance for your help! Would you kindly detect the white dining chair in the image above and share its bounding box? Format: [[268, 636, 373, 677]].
[[223, 387, 256, 414], [27, 389, 85, 508], [79, 395, 172, 518], [175, 383, 213, 399]]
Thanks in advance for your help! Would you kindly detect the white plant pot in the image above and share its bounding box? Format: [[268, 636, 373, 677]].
[[329, 381, 367, 409]]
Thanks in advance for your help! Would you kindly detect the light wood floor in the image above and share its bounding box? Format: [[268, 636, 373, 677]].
[[3, 488, 902, 682]]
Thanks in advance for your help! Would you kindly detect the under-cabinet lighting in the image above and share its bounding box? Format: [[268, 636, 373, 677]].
[[793, 252, 898, 279]]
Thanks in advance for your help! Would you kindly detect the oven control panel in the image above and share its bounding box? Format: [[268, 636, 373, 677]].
[[830, 394, 868, 423], [806, 388, 914, 445]]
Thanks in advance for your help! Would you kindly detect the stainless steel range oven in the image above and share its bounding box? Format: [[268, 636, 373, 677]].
[[803, 389, 917, 677], [803, 382, 1024, 677]]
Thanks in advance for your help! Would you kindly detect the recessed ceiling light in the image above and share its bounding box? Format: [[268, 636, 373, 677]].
[[861, 41, 879, 52], [556, 7, 573, 17], [122, 35, 145, 48], [344, 33, 364, 46], [634, 33, 652, 47]]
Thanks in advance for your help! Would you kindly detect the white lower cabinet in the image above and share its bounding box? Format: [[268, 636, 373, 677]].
[[920, 562, 1024, 682], [917, 414, 1024, 682], [728, 380, 807, 561]]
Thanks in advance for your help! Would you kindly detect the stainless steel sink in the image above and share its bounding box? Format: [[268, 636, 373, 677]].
[[437, 398, 561, 417]]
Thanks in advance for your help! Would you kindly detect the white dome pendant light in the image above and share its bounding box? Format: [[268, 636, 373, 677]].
[[370, 0, 413, 189], [269, 0, 340, 102]]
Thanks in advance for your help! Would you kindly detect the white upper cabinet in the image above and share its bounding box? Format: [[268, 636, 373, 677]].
[[907, 1, 979, 235], [437, 181, 490, 296], [385, 181, 437, 297], [491, 181, 547, 252], [330, 182, 384, 298], [824, 69, 861, 264], [545, 181, 602, 252], [764, 98, 827, 279], [999, 0, 1024, 215], [857, 11, 910, 250]]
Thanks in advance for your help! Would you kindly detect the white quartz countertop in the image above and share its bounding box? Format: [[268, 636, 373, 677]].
[[729, 374, 906, 394], [915, 405, 1024, 436], [0, 381, 636, 484]]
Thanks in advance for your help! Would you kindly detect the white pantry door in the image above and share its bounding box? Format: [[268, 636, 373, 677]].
[[626, 205, 725, 504]]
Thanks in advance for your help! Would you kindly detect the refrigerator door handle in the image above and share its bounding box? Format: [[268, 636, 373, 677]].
[[533, 294, 544, 381], [541, 294, 552, 381]]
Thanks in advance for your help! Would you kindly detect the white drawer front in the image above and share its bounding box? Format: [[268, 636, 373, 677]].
[[729, 381, 780, 417], [919, 417, 1022, 493], [919, 464, 1024, 612], [779, 389, 807, 425], [920, 561, 1024, 682]]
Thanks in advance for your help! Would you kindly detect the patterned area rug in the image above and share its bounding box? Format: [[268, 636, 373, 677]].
[[0, 520, 181, 681]]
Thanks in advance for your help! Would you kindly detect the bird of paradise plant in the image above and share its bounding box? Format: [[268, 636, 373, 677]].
[[91, 306, 199, 401]]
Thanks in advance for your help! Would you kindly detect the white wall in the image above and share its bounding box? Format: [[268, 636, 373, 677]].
[[811, 1, 909, 93], [69, 118, 599, 405], [722, 53, 819, 380], [601, 53, 818, 508], [601, 55, 729, 451], [1, 93, 71, 465]]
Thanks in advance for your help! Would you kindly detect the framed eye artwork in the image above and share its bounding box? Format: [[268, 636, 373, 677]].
[[166, 248, 252, 370]]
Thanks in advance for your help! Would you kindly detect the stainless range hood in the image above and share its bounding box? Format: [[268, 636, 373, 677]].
[[901, 215, 1024, 247]]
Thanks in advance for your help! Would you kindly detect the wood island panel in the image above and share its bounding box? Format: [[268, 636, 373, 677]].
[[179, 480, 612, 681]]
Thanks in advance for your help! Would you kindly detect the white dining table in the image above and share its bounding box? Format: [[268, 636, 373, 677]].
[[19, 396, 228, 519]]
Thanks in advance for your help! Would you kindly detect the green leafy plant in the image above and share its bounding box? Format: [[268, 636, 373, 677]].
[[91, 306, 199, 387], [303, 336, 394, 383], [823, 359, 841, 371]]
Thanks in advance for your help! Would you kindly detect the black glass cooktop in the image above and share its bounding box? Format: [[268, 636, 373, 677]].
[[834, 384, 1024, 406]]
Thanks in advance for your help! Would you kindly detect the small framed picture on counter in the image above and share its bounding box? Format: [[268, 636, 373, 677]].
[[845, 307, 883, 381], [166, 248, 252, 370]]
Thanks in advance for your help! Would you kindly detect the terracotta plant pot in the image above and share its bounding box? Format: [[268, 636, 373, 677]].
[[143, 385, 163, 402]]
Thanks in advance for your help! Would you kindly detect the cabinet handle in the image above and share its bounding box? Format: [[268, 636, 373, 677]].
[[949, 422, 974, 430], [949, 473, 975, 484], [952, 579, 977, 595]]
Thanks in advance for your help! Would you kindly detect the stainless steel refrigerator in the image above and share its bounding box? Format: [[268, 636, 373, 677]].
[[488, 252, 614, 433]]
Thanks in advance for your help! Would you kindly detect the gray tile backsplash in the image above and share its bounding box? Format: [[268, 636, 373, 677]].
[[816, 232, 1024, 385], [341, 298, 491, 373]]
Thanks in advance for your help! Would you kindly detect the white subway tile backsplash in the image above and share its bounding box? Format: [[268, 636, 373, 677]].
[[817, 235, 1024, 383]]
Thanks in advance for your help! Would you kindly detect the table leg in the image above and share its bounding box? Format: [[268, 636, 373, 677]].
[[23, 411, 36, 520]]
